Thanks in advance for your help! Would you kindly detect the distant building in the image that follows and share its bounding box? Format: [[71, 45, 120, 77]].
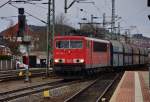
[[0, 45, 11, 56], [0, 23, 40, 53], [130, 34, 150, 48]]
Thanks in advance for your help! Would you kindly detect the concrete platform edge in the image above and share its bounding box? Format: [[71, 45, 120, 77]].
[[109, 72, 126, 102]]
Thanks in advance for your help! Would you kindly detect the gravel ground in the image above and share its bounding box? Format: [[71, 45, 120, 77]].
[[8, 81, 94, 102], [0, 76, 61, 93]]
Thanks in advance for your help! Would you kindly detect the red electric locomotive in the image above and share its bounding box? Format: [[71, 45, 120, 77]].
[[53, 35, 148, 75], [53, 36, 111, 74]]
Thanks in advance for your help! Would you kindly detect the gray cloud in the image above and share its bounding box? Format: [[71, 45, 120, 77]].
[[0, 0, 149, 37]]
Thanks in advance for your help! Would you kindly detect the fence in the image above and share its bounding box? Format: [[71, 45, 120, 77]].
[[0, 60, 16, 71]]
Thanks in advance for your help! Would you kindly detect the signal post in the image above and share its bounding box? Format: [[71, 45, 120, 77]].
[[147, 0, 150, 89], [17, 8, 31, 82]]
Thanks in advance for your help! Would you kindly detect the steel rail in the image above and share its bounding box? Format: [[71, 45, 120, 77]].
[[0, 79, 63, 95], [64, 73, 122, 102], [96, 73, 120, 102], [0, 79, 82, 102], [0, 71, 53, 82], [64, 78, 99, 102]]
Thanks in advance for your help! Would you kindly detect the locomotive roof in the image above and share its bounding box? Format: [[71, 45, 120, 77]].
[[85, 37, 110, 44], [55, 35, 85, 39], [55, 36, 110, 44]]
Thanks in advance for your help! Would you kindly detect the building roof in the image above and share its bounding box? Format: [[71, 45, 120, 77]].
[[0, 23, 32, 37]]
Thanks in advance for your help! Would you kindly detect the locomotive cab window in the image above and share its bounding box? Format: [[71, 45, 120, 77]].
[[56, 40, 69, 48], [93, 42, 107, 52], [56, 40, 83, 49], [70, 41, 83, 48]]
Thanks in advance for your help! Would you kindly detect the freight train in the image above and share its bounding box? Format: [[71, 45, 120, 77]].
[[53, 36, 148, 75]]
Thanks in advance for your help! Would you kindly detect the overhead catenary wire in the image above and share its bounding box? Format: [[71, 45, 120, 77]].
[[105, 0, 112, 12], [9, 3, 47, 24], [27, 2, 48, 9], [0, 16, 18, 19], [0, 15, 31, 20], [11, 0, 48, 9], [91, 0, 102, 15], [0, 0, 11, 8], [118, 18, 141, 34]]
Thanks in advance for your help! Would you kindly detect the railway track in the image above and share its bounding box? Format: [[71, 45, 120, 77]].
[[0, 79, 84, 102], [64, 72, 124, 102], [0, 69, 53, 82], [0, 72, 47, 82]]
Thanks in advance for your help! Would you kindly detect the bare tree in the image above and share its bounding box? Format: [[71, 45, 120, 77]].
[[55, 13, 68, 25], [80, 24, 97, 32], [55, 13, 74, 35]]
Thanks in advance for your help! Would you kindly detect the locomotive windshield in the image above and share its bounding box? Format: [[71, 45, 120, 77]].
[[56, 40, 83, 49]]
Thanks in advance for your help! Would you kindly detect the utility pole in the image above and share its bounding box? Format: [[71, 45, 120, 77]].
[[65, 0, 77, 13], [125, 30, 128, 43], [117, 22, 120, 40], [46, 0, 55, 76], [103, 13, 106, 38], [124, 29, 130, 43], [91, 14, 94, 23], [90, 14, 99, 30], [128, 29, 131, 43], [103, 13, 106, 28], [64, 0, 92, 13], [91, 14, 99, 23], [46, 0, 50, 77], [111, 0, 115, 39]]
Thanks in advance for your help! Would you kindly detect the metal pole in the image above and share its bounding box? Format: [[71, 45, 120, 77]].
[[46, 0, 51, 77], [149, 64, 150, 89], [111, 0, 115, 39], [25, 45, 30, 82], [91, 14, 93, 23], [103, 13, 106, 28], [51, 0, 55, 68], [117, 22, 120, 41], [125, 30, 127, 43], [65, 0, 67, 13], [128, 29, 130, 43], [46, 0, 55, 76], [103, 13, 106, 38]]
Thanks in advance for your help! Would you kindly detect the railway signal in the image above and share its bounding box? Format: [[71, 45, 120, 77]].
[[148, 0, 150, 7], [17, 8, 32, 82], [18, 8, 26, 37], [148, 15, 150, 20]]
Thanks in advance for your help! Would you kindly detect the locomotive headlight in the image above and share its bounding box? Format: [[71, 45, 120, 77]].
[[73, 59, 84, 63], [54, 59, 59, 63], [80, 59, 84, 63], [54, 59, 65, 63]]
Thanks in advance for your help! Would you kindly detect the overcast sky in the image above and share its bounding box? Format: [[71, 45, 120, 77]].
[[0, 0, 150, 37]]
